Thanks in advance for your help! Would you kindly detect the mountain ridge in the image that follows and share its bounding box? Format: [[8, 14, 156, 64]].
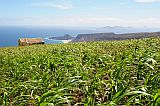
[[71, 32, 160, 42]]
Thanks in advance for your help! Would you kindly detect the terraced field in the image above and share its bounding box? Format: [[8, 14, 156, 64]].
[[0, 38, 160, 106]]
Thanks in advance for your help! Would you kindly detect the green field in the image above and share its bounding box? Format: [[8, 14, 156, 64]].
[[0, 38, 160, 106]]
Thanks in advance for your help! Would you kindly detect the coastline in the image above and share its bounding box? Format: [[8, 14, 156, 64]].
[[62, 39, 72, 43], [45, 37, 72, 44]]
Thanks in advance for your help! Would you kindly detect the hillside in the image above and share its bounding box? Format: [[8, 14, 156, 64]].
[[48, 34, 75, 40], [0, 38, 160, 105], [71, 32, 160, 42]]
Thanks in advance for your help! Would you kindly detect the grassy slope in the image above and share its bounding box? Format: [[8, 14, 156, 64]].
[[0, 38, 160, 106]]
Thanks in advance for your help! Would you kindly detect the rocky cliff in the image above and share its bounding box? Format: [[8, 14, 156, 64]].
[[71, 32, 160, 42], [49, 34, 74, 40]]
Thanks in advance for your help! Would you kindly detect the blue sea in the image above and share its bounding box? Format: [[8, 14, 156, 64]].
[[0, 26, 159, 47], [0, 26, 97, 47]]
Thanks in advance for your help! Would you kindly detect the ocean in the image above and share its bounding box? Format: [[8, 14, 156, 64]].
[[0, 26, 96, 47], [0, 26, 159, 47]]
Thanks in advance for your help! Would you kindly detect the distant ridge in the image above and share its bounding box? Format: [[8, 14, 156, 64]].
[[102, 26, 132, 29], [71, 32, 160, 42], [48, 34, 74, 40]]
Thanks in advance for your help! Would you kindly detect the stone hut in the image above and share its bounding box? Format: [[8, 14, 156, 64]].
[[18, 38, 45, 46]]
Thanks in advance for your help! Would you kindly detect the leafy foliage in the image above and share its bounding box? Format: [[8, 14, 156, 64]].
[[0, 38, 160, 106]]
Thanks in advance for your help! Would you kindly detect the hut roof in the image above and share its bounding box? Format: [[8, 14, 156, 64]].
[[19, 38, 44, 44]]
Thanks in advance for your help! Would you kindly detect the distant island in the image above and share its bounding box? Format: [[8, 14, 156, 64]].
[[71, 32, 160, 42], [48, 34, 75, 40]]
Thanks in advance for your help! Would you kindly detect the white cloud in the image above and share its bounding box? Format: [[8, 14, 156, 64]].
[[135, 0, 160, 3], [31, 2, 73, 10], [0, 16, 160, 28]]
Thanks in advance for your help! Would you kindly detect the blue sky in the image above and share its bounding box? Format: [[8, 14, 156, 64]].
[[0, 0, 160, 27]]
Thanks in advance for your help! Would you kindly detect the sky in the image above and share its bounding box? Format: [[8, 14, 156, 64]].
[[0, 0, 160, 27]]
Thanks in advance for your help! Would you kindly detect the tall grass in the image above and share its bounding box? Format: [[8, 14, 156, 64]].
[[0, 38, 160, 106]]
